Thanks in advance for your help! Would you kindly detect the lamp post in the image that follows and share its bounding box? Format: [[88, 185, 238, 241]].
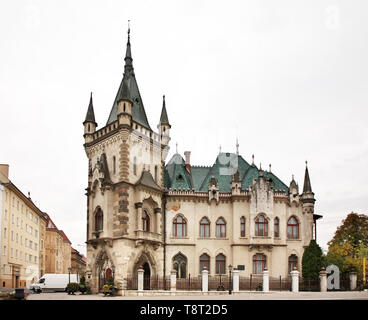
[[228, 264, 233, 294], [68, 267, 71, 284]]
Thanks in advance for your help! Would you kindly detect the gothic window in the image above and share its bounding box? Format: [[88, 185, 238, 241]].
[[173, 253, 187, 278], [133, 157, 137, 175], [113, 156, 116, 174], [200, 217, 210, 238], [255, 214, 268, 236], [288, 255, 298, 273], [253, 253, 266, 274], [173, 215, 187, 238], [287, 217, 299, 239], [240, 216, 246, 237], [215, 254, 226, 274], [215, 218, 226, 238], [274, 217, 280, 238], [142, 210, 150, 232], [95, 208, 103, 231], [199, 253, 210, 273]]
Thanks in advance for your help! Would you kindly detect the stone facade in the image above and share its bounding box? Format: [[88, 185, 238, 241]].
[[83, 31, 322, 293]]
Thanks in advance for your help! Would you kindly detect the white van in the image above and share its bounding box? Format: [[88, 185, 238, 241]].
[[30, 273, 79, 293]]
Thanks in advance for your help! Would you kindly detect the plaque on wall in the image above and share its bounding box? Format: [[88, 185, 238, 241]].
[[237, 265, 245, 270]]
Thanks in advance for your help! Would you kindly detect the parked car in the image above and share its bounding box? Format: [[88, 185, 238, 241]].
[[29, 274, 78, 293]]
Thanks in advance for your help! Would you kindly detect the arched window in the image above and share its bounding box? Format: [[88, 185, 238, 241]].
[[288, 255, 298, 273], [200, 217, 210, 238], [133, 157, 137, 175], [253, 253, 266, 274], [216, 218, 226, 238], [173, 253, 187, 278], [274, 217, 280, 238], [142, 210, 150, 232], [240, 216, 246, 237], [287, 217, 299, 239], [173, 215, 187, 238], [123, 103, 126, 112], [95, 208, 103, 231], [113, 156, 116, 174], [255, 215, 268, 236], [199, 253, 210, 273], [215, 254, 226, 274], [154, 166, 158, 182]]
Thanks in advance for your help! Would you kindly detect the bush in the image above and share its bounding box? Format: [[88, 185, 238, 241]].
[[66, 282, 80, 295], [302, 240, 324, 280]]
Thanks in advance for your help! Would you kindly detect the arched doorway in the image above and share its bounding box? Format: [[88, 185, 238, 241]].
[[105, 268, 112, 280], [143, 263, 151, 290]]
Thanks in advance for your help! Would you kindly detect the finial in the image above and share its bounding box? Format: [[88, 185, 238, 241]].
[[252, 154, 254, 165], [163, 94, 165, 101], [219, 145, 222, 154], [128, 20, 130, 35], [269, 164, 271, 172], [176, 142, 178, 154], [305, 160, 308, 167], [292, 174, 294, 180], [236, 138, 239, 155]]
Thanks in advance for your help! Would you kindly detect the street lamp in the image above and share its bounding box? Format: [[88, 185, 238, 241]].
[[68, 267, 71, 284], [228, 264, 233, 294]]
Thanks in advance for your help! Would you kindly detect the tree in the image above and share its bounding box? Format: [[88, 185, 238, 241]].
[[327, 212, 368, 278], [302, 240, 324, 279]]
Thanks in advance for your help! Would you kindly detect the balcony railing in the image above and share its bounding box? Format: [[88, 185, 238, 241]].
[[135, 230, 161, 242]]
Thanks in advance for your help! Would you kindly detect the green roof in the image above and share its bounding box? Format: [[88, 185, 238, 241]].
[[164, 152, 289, 193]]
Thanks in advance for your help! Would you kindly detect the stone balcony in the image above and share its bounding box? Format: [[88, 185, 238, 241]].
[[134, 230, 162, 244]]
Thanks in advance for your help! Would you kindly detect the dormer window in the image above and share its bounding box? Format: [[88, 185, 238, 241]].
[[176, 174, 184, 181]]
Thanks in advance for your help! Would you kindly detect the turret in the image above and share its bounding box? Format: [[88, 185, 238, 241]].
[[117, 77, 133, 128], [158, 95, 171, 146], [83, 92, 97, 143], [301, 161, 315, 214]]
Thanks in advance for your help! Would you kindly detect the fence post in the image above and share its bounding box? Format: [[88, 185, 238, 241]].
[[233, 269, 239, 293], [137, 267, 144, 295], [290, 268, 299, 293], [170, 270, 177, 292], [262, 268, 269, 292], [319, 268, 327, 292], [202, 268, 209, 293], [349, 271, 357, 291]]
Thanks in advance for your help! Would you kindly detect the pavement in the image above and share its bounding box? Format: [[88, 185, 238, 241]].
[[25, 290, 368, 300]]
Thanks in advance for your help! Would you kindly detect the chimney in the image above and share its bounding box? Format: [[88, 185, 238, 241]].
[[0, 164, 9, 178], [184, 151, 191, 173]]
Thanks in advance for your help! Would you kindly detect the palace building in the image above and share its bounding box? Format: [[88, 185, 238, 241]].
[[83, 29, 322, 293]]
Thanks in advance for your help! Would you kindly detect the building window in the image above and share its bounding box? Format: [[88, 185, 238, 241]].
[[287, 217, 299, 239], [113, 156, 116, 174], [240, 216, 245, 237], [173, 215, 187, 238], [133, 157, 137, 175], [95, 208, 103, 231], [200, 217, 210, 238], [173, 253, 187, 279], [199, 253, 210, 273], [253, 253, 266, 274], [288, 255, 298, 273], [3, 228, 6, 238], [154, 166, 158, 182], [255, 214, 268, 237], [274, 217, 280, 238], [142, 210, 150, 232], [215, 218, 226, 238], [215, 254, 226, 274]]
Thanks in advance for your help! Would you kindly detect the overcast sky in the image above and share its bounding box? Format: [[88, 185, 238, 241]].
[[1, 0, 367, 256]]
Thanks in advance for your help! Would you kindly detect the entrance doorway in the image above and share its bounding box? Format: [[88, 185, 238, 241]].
[[143, 263, 151, 290]]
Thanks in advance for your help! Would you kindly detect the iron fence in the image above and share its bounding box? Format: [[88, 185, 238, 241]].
[[176, 275, 202, 291], [299, 278, 320, 291]]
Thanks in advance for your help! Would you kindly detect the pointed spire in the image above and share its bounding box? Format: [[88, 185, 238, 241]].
[[124, 21, 133, 75], [303, 161, 312, 193], [84, 92, 97, 124], [117, 76, 132, 103], [159, 95, 170, 126]]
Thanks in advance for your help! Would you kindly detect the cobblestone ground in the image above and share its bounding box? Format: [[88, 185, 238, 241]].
[[26, 291, 368, 300]]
